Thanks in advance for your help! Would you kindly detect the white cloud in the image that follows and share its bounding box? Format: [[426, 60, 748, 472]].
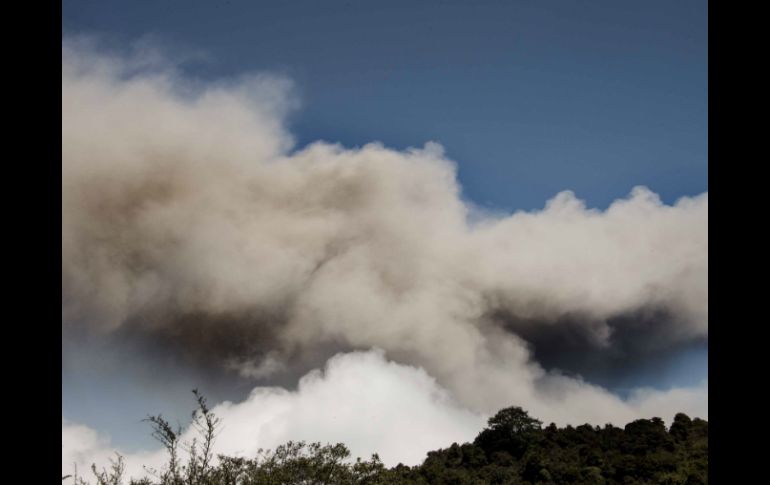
[[62, 350, 484, 478], [209, 350, 485, 465], [62, 419, 162, 480]]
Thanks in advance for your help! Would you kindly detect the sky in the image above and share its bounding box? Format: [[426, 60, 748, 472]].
[[62, 0, 707, 478], [62, 0, 707, 212]]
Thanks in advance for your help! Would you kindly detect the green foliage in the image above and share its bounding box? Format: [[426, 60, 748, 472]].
[[201, 441, 389, 485], [474, 406, 543, 458], [64, 394, 708, 484]]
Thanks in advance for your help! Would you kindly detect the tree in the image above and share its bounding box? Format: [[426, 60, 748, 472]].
[[486, 407, 543, 435], [142, 389, 220, 485], [473, 406, 543, 458], [669, 413, 692, 442], [91, 454, 126, 485]]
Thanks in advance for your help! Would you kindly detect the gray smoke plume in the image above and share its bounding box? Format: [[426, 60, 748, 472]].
[[62, 39, 707, 431]]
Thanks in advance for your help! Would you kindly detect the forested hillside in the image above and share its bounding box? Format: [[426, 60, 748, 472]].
[[64, 393, 708, 485]]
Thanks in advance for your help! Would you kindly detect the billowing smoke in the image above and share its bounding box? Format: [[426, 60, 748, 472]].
[[62, 39, 707, 476]]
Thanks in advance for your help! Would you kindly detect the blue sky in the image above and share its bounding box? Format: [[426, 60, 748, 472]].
[[63, 0, 707, 212], [62, 0, 707, 453]]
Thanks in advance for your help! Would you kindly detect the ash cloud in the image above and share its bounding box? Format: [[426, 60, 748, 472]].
[[62, 39, 707, 428], [489, 305, 707, 388]]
